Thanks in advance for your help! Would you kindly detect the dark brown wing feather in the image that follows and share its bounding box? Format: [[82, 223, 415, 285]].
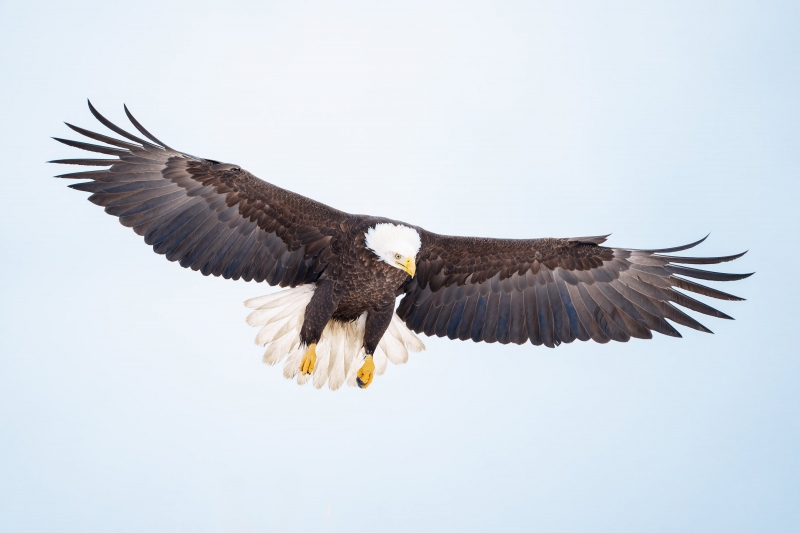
[[398, 232, 752, 347], [51, 101, 350, 285]]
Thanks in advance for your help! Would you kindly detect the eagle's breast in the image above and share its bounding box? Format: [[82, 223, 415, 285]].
[[329, 234, 408, 321]]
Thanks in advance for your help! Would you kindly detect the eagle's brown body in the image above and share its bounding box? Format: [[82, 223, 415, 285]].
[[300, 217, 410, 355]]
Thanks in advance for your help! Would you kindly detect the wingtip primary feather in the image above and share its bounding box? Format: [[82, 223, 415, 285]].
[[51, 136, 128, 157], [63, 121, 139, 149], [666, 265, 754, 282], [48, 158, 116, 166], [641, 234, 710, 253], [86, 98, 100, 119], [659, 250, 749, 265], [123, 103, 173, 149]]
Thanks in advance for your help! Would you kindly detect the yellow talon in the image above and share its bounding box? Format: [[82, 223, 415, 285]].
[[356, 355, 375, 389], [300, 343, 317, 375]]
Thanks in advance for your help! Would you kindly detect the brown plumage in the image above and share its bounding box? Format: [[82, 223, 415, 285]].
[[51, 101, 752, 377]]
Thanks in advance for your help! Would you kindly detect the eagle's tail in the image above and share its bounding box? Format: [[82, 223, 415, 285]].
[[244, 286, 425, 390]]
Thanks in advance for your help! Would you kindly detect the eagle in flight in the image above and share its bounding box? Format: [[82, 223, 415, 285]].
[[51, 102, 752, 390]]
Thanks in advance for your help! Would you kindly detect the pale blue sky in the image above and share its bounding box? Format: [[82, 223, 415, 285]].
[[1, 1, 798, 531]]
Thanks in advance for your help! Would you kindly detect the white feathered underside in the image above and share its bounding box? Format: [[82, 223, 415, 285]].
[[244, 286, 425, 390]]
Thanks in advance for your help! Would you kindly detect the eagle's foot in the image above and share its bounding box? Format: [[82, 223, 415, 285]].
[[356, 355, 375, 389], [300, 343, 317, 375]]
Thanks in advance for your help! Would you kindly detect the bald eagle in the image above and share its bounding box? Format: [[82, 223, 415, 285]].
[[51, 102, 752, 390]]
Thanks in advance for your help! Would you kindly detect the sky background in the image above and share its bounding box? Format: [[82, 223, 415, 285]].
[[1, 1, 798, 531]]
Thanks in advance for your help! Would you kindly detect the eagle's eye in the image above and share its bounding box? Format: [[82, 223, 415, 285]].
[[394, 253, 402, 260]]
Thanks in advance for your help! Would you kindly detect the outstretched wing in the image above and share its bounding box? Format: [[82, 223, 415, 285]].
[[397, 232, 752, 347], [51, 101, 351, 285]]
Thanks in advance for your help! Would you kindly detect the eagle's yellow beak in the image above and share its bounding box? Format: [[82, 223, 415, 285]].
[[402, 257, 416, 278]]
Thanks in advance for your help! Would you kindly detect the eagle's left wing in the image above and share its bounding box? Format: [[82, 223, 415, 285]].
[[397, 231, 751, 347], [51, 102, 352, 286]]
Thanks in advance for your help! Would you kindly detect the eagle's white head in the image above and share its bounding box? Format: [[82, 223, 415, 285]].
[[364, 223, 421, 277]]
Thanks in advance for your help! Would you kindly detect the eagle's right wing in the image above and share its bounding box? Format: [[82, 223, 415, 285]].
[[398, 231, 752, 347], [51, 101, 351, 286]]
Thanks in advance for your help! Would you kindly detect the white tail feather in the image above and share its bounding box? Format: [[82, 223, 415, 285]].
[[327, 332, 347, 391], [244, 288, 311, 310], [374, 345, 388, 376], [248, 299, 307, 329], [245, 286, 425, 390], [313, 340, 332, 389]]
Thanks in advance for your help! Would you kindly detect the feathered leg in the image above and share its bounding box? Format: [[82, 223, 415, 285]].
[[357, 303, 395, 389], [298, 281, 340, 375]]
